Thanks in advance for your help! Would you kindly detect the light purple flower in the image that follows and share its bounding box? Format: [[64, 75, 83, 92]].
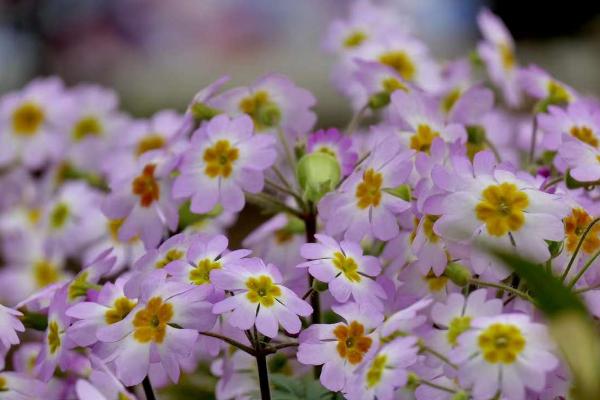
[[212, 258, 312, 338], [538, 99, 600, 151], [560, 139, 600, 183], [319, 135, 413, 241], [102, 150, 180, 249], [0, 305, 24, 370], [299, 234, 385, 308], [519, 64, 576, 104], [173, 114, 277, 214]]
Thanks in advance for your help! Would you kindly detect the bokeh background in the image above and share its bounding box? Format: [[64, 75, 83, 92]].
[[2, 0, 600, 127]]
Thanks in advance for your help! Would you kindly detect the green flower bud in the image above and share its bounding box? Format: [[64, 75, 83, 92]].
[[296, 152, 341, 203], [256, 102, 281, 128], [451, 391, 469, 400], [405, 373, 420, 391], [466, 125, 486, 145], [444, 262, 472, 287], [312, 279, 329, 292], [547, 240, 564, 259], [368, 92, 391, 109], [383, 184, 411, 202], [191, 102, 220, 122]]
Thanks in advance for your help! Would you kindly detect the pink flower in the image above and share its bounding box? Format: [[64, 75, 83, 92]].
[[297, 302, 383, 392], [102, 151, 180, 249], [96, 273, 215, 386], [319, 135, 413, 241], [173, 114, 277, 214], [211, 258, 312, 338], [299, 234, 385, 308]]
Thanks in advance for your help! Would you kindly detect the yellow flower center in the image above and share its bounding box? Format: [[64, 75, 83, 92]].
[[366, 354, 388, 388], [72, 116, 103, 141], [478, 323, 526, 364], [475, 182, 529, 237], [47, 320, 61, 354], [12, 102, 45, 136], [105, 297, 137, 325], [27, 208, 41, 225], [499, 43, 516, 71], [343, 30, 368, 48], [274, 228, 294, 244], [155, 248, 184, 269], [33, 259, 60, 288], [423, 214, 440, 243], [332, 251, 361, 283], [189, 259, 221, 285], [245, 275, 281, 307], [107, 219, 139, 243], [355, 168, 383, 209], [49, 202, 70, 230], [379, 51, 416, 81], [0, 375, 6, 391], [239, 91, 281, 130], [334, 321, 373, 365], [131, 164, 160, 207], [423, 270, 448, 292], [132, 297, 173, 344], [570, 126, 598, 148], [203, 140, 239, 179], [381, 77, 408, 93], [564, 208, 600, 254], [136, 135, 166, 156], [547, 80, 571, 104], [410, 124, 439, 154], [68, 271, 90, 301], [446, 316, 472, 347], [442, 88, 462, 113]]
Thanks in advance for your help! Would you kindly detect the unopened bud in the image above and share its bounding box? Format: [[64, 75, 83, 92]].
[[444, 262, 472, 287], [296, 152, 341, 203]]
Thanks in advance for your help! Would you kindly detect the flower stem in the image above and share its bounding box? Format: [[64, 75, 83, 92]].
[[418, 378, 457, 394], [468, 278, 533, 302], [198, 331, 256, 356], [142, 376, 156, 400], [483, 138, 502, 162], [568, 248, 600, 289], [254, 332, 272, 400], [304, 207, 320, 324], [561, 217, 600, 281], [419, 344, 458, 369], [346, 104, 368, 135], [276, 127, 296, 173], [528, 113, 538, 165]]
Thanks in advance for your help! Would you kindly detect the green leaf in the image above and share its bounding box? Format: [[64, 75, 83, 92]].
[[491, 250, 600, 399], [271, 374, 336, 400]]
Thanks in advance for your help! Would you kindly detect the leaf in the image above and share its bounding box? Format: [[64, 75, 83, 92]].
[[271, 374, 336, 400], [492, 249, 600, 400]]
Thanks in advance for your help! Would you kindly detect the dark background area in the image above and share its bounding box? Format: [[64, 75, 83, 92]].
[[1, 0, 600, 125]]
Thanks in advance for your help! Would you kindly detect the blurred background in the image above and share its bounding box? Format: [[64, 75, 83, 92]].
[[1, 0, 600, 125]]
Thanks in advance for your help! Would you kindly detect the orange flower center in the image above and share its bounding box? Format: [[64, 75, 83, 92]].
[[132, 297, 173, 344], [333, 321, 373, 365], [132, 164, 160, 207]]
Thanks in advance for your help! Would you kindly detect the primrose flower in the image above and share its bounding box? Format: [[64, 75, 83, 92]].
[[66, 276, 136, 347], [344, 336, 419, 400], [0, 305, 24, 369], [102, 150, 180, 249], [212, 258, 312, 338], [307, 128, 358, 176], [65, 248, 116, 304], [297, 302, 383, 392], [477, 9, 521, 106], [173, 114, 277, 214], [319, 135, 413, 241], [559, 139, 600, 183], [0, 371, 45, 400], [428, 289, 502, 358], [60, 84, 127, 171], [298, 234, 385, 308], [538, 99, 600, 151], [166, 234, 251, 293], [0, 77, 70, 169], [97, 274, 215, 386], [433, 154, 570, 278], [35, 286, 72, 381], [209, 73, 316, 135], [451, 314, 558, 400], [390, 90, 466, 154], [519, 65, 576, 105]]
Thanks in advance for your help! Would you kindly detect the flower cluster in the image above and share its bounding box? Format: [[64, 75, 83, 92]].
[[1, 2, 599, 400]]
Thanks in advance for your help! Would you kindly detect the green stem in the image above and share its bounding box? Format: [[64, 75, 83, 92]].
[[484, 138, 502, 163], [528, 113, 538, 165], [276, 127, 296, 173], [418, 378, 457, 394], [420, 345, 458, 370], [568, 248, 600, 289], [346, 104, 368, 135], [468, 278, 533, 302], [542, 176, 564, 190], [265, 179, 304, 206], [254, 332, 272, 400], [561, 218, 600, 281]]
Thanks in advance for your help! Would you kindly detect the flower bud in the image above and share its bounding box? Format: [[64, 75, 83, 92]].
[[444, 262, 472, 287], [451, 391, 469, 400], [383, 184, 411, 202], [257, 102, 281, 128], [296, 152, 341, 203], [191, 102, 220, 123]]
